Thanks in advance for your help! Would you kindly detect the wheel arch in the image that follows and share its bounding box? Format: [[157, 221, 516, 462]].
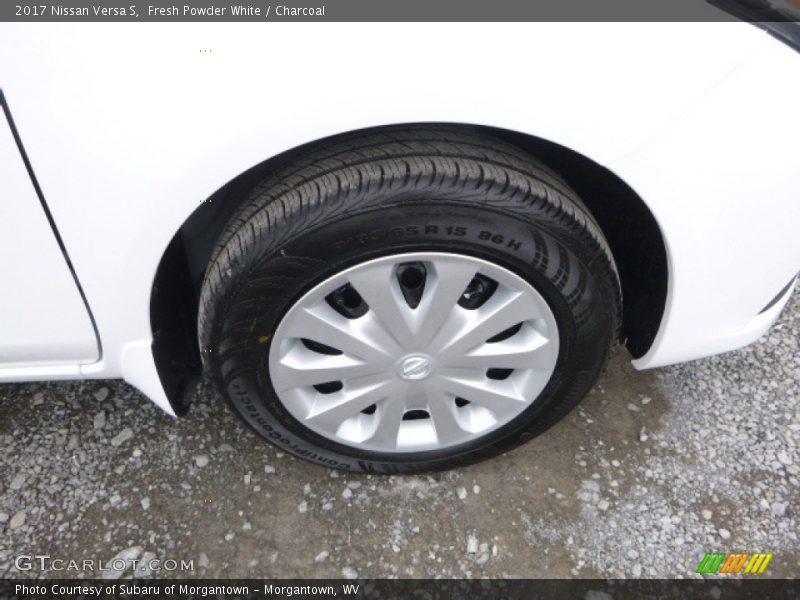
[[150, 124, 668, 414]]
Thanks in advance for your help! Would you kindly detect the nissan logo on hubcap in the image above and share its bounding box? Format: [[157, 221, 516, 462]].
[[399, 355, 434, 381]]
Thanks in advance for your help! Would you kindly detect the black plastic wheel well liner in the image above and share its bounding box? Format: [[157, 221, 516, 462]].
[[150, 123, 668, 413], [486, 127, 668, 359], [150, 233, 202, 415]]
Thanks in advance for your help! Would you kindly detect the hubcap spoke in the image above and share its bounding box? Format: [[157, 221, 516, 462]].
[[283, 304, 383, 359], [403, 383, 430, 410], [271, 343, 393, 391], [445, 325, 554, 370], [412, 260, 478, 345], [268, 252, 560, 453], [426, 389, 467, 446], [306, 377, 398, 430], [365, 397, 406, 449], [437, 375, 526, 419], [434, 290, 539, 358], [347, 263, 418, 347]]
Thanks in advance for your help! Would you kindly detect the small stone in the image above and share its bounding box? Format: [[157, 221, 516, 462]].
[[342, 488, 353, 499], [641, 396, 652, 405], [94, 411, 106, 430], [110, 428, 134, 447], [322, 502, 333, 511], [9, 473, 25, 491], [242, 522, 252, 531], [0, 512, 8, 523], [9, 511, 26, 529], [719, 528, 731, 540], [457, 487, 468, 500], [132, 448, 142, 458], [32, 392, 45, 406], [771, 502, 787, 517], [777, 451, 793, 466], [582, 480, 600, 492], [315, 550, 329, 563], [140, 497, 150, 510], [264, 465, 275, 474], [627, 403, 641, 412], [702, 510, 713, 520], [109, 493, 122, 506], [598, 500, 610, 511], [218, 443, 235, 452], [224, 532, 235, 541], [347, 481, 362, 489], [94, 387, 110, 402], [298, 500, 308, 513], [639, 427, 649, 442], [244, 473, 251, 485], [101, 546, 141, 580], [611, 460, 621, 468], [473, 485, 481, 494], [632, 563, 642, 577], [342, 566, 358, 579], [194, 454, 210, 468], [198, 553, 210, 569], [467, 533, 479, 554]]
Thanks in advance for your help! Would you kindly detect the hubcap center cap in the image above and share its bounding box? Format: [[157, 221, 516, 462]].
[[398, 355, 434, 381]]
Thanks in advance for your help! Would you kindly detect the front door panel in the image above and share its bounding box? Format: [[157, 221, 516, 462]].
[[0, 99, 99, 368]]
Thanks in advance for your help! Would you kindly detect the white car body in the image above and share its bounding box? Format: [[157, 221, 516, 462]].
[[0, 22, 798, 416]]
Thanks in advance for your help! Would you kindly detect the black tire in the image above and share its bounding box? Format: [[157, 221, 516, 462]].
[[198, 126, 621, 474]]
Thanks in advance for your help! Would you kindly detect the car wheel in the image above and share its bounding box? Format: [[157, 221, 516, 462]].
[[198, 127, 621, 473]]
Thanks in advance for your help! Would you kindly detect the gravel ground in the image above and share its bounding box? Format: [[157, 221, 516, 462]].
[[0, 289, 797, 580]]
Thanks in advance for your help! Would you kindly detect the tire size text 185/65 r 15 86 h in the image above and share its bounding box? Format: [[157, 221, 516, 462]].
[[198, 127, 621, 473]]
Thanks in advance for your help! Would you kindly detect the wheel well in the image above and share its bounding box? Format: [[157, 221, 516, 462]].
[[485, 127, 668, 358], [150, 124, 668, 413]]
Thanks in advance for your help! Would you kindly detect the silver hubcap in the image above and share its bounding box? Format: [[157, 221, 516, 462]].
[[268, 252, 559, 453]]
